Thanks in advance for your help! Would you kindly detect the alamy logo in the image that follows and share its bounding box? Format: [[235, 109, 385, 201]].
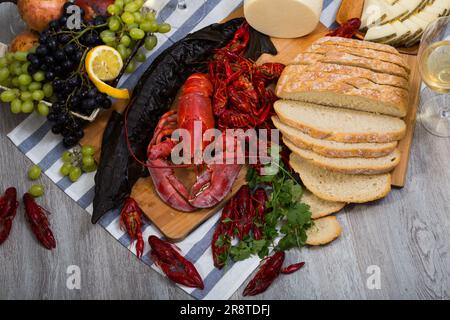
[[65, 5, 82, 30], [66, 265, 81, 290], [366, 265, 381, 290], [167, 121, 281, 175]]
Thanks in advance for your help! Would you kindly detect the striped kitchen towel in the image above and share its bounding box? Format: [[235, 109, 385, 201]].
[[7, 0, 342, 300]]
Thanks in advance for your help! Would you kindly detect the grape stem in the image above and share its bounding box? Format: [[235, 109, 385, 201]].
[[68, 23, 108, 45], [112, 38, 145, 88]]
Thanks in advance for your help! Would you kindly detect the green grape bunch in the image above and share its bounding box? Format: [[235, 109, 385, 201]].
[[102, 0, 171, 73], [60, 145, 97, 183], [0, 51, 54, 115]]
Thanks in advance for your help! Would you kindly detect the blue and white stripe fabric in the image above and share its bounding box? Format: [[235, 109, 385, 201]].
[[7, 0, 342, 300]]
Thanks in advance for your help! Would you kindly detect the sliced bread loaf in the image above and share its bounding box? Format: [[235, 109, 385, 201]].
[[273, 116, 398, 158], [313, 37, 402, 56], [283, 64, 409, 90], [302, 189, 346, 220], [306, 216, 342, 246], [308, 44, 410, 72], [284, 138, 401, 175], [293, 51, 409, 79], [276, 66, 409, 117], [274, 100, 407, 143], [290, 153, 392, 203]]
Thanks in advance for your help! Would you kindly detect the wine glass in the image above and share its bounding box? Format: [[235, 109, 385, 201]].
[[418, 16, 450, 137]]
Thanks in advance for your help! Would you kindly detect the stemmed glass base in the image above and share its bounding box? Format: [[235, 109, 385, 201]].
[[168, 0, 208, 31], [419, 89, 450, 137]]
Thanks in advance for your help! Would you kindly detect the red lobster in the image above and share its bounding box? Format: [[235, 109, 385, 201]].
[[23, 193, 56, 250], [147, 73, 242, 212], [0, 187, 19, 245], [209, 23, 285, 130], [120, 197, 144, 259], [149, 235, 204, 289], [243, 251, 306, 296]]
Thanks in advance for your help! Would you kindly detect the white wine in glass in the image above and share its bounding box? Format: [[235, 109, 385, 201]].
[[418, 16, 450, 137]]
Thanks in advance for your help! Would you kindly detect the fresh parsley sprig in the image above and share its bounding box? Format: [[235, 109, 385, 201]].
[[246, 159, 313, 253]]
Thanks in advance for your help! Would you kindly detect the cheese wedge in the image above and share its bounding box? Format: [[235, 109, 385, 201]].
[[400, 19, 423, 45], [382, 0, 399, 6], [365, 23, 397, 42], [383, 2, 410, 23], [396, 0, 427, 19], [387, 20, 411, 45], [361, 0, 389, 30]]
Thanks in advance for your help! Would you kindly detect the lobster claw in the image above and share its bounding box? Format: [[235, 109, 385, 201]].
[[189, 164, 242, 209], [148, 159, 197, 212]]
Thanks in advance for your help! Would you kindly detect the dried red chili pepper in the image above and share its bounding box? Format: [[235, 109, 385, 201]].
[[23, 193, 56, 250], [149, 235, 204, 289], [0, 187, 19, 245], [281, 262, 305, 274], [327, 18, 362, 38], [120, 197, 144, 258], [243, 251, 285, 296]]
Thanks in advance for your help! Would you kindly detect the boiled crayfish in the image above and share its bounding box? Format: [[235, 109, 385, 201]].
[[0, 188, 19, 245], [149, 235, 204, 289], [209, 23, 285, 130], [120, 197, 144, 258], [147, 73, 242, 212]]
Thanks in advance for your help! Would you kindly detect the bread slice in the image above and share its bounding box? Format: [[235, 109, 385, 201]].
[[290, 153, 392, 203], [274, 100, 407, 143], [273, 116, 398, 158], [302, 189, 346, 220], [276, 67, 408, 118], [308, 44, 410, 72], [287, 63, 409, 90], [284, 138, 401, 175], [313, 36, 402, 56], [306, 216, 342, 246], [293, 51, 409, 80]]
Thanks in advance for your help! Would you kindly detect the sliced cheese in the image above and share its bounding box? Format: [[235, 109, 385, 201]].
[[433, 0, 450, 16], [243, 0, 322, 38], [387, 20, 411, 45], [382, 2, 410, 23], [382, 0, 399, 5], [361, 0, 389, 30], [409, 14, 430, 29], [364, 23, 397, 43], [396, 0, 427, 14], [416, 10, 440, 23], [421, 2, 448, 16], [400, 18, 423, 45]]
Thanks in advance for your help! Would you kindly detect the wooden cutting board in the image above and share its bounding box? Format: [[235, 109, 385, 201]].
[[81, 6, 420, 241]]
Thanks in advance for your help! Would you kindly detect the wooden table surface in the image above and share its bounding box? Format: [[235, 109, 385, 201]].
[[1, 2, 450, 300]]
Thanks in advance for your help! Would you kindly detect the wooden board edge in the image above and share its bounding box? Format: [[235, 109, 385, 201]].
[[391, 56, 421, 188], [161, 202, 225, 242]]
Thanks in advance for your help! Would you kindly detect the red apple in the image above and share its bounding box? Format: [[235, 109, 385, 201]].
[[74, 0, 114, 20]]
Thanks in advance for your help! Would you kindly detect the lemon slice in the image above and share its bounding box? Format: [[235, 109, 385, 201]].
[[85, 46, 130, 100]]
